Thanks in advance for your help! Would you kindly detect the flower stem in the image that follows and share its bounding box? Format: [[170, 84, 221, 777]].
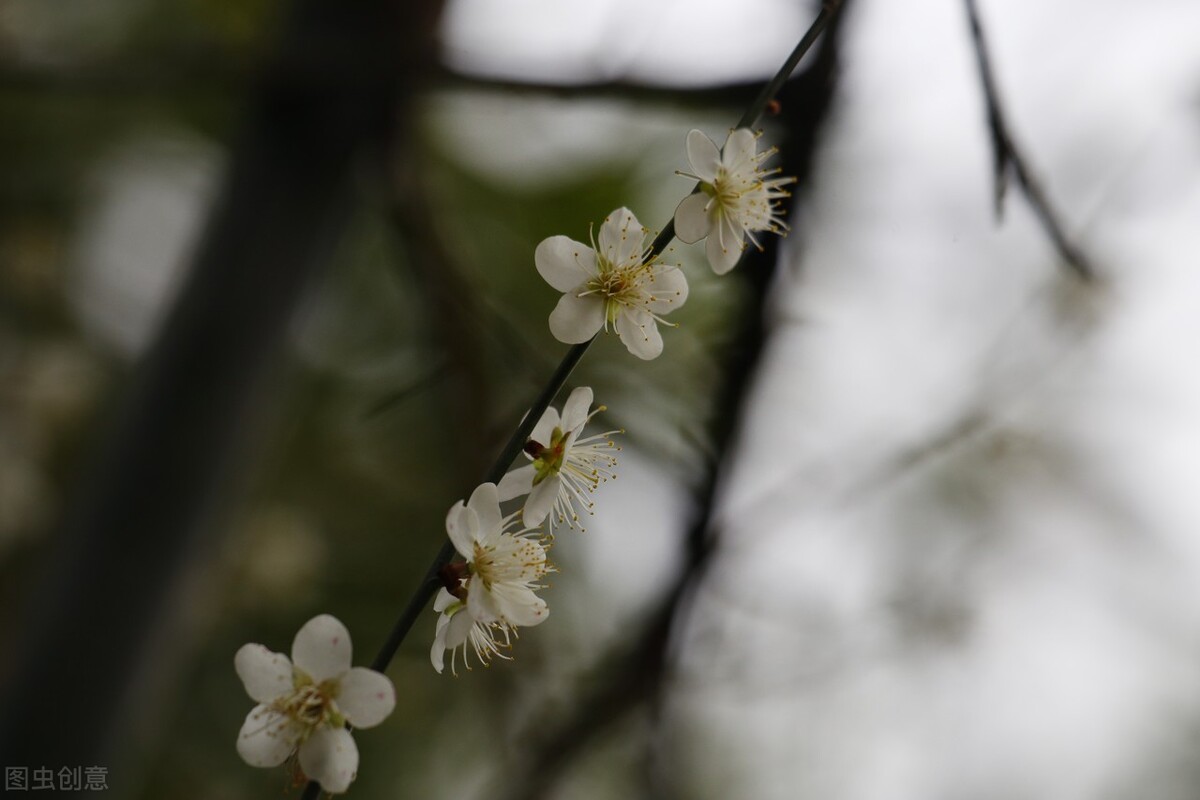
[[367, 340, 592, 674], [364, 0, 842, 672], [651, 0, 842, 256], [297, 5, 841, 796], [297, 345, 591, 800], [377, 0, 840, 696], [737, 0, 843, 130]]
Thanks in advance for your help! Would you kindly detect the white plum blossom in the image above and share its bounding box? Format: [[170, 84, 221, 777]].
[[497, 386, 619, 532], [235, 615, 395, 794], [674, 128, 794, 274], [429, 588, 515, 675], [445, 482, 552, 630], [536, 207, 688, 360]]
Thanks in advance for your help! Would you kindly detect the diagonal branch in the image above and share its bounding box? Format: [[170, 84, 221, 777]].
[[964, 0, 1095, 282], [491, 6, 851, 799]]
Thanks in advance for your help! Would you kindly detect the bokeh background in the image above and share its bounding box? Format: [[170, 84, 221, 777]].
[[3, 0, 1200, 798]]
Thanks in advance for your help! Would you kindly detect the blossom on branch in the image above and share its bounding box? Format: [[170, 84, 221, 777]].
[[445, 482, 552, 630], [429, 588, 515, 675], [497, 385, 619, 532], [536, 207, 688, 360], [235, 615, 395, 794], [674, 128, 794, 274]]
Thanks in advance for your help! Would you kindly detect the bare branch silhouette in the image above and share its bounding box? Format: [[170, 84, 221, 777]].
[[492, 5, 852, 797], [964, 0, 1095, 282]]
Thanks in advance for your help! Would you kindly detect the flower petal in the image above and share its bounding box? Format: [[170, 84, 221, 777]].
[[646, 267, 689, 315], [237, 705, 299, 768], [431, 592, 464, 674], [706, 218, 744, 275], [722, 128, 758, 170], [559, 386, 594, 433], [443, 606, 475, 649], [467, 580, 503, 625], [490, 583, 549, 627], [529, 406, 560, 448], [497, 464, 536, 501], [431, 606, 477, 674], [535, 236, 595, 291], [431, 612, 451, 673], [686, 129, 721, 182], [548, 292, 604, 344], [433, 587, 458, 614], [299, 726, 358, 795], [615, 308, 664, 360], [598, 207, 644, 267], [445, 500, 477, 558], [523, 474, 559, 527], [292, 614, 352, 683], [467, 483, 503, 542], [673, 192, 712, 244], [718, 204, 747, 244], [235, 644, 293, 704], [335, 667, 395, 729]]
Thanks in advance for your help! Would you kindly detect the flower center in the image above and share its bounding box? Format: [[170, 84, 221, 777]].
[[530, 427, 568, 485], [472, 541, 497, 589], [585, 253, 652, 322], [272, 673, 343, 739], [470, 530, 548, 593], [704, 171, 750, 211]]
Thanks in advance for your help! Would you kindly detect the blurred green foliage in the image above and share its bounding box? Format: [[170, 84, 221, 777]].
[[0, 1, 747, 796]]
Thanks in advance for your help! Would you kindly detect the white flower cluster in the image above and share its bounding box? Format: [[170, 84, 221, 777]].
[[430, 128, 792, 672], [537, 129, 792, 356], [431, 386, 619, 674], [233, 127, 792, 795]]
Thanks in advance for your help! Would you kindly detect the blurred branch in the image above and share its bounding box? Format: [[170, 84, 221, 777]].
[[0, 0, 443, 775], [362, 357, 448, 419], [493, 6, 851, 799], [0, 48, 251, 97], [387, 157, 496, 480], [963, 0, 1096, 282], [848, 409, 991, 500], [429, 69, 759, 109], [0, 51, 753, 110], [374, 161, 555, 428], [331, 2, 858, 700]]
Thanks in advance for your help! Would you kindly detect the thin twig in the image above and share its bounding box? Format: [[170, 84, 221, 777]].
[[360, 0, 842, 683], [491, 5, 850, 797], [298, 338, 591, 799], [736, 0, 843, 131], [647, 0, 844, 257], [298, 5, 846, 798], [964, 0, 1095, 282]]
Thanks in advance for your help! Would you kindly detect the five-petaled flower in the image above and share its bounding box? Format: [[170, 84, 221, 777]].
[[235, 615, 395, 794], [536, 207, 688, 360], [674, 128, 794, 274], [445, 482, 553, 630], [497, 386, 619, 532], [430, 588, 515, 675]]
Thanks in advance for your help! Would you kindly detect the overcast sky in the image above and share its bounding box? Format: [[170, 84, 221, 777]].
[[439, 1, 1200, 798]]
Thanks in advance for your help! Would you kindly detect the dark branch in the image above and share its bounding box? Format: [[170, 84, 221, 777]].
[[963, 0, 1096, 282], [0, 0, 442, 778], [0, 54, 752, 111], [492, 5, 851, 798]]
